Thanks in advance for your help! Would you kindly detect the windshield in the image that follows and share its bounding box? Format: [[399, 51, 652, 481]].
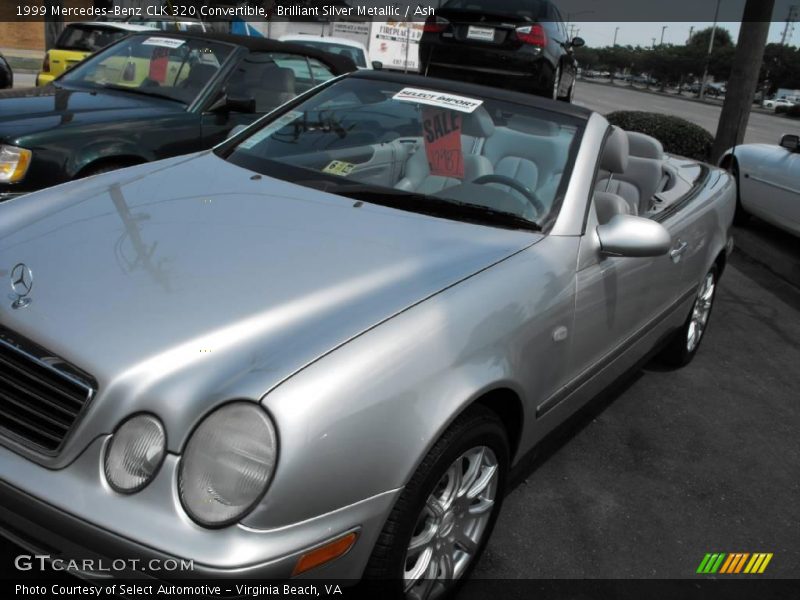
[[59, 34, 234, 104], [223, 78, 583, 230], [56, 25, 134, 52], [289, 40, 367, 68]]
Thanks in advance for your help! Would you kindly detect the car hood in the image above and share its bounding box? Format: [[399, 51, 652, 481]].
[[0, 85, 182, 140], [0, 152, 539, 456]]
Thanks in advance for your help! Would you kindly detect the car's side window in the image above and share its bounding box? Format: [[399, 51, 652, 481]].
[[225, 52, 298, 113]]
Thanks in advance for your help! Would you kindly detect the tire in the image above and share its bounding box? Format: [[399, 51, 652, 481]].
[[363, 405, 509, 599], [558, 77, 575, 103], [658, 266, 718, 368], [551, 64, 562, 100], [730, 161, 750, 225]]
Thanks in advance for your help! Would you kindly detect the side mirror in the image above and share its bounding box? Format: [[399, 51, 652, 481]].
[[596, 215, 671, 258], [780, 134, 799, 152], [209, 93, 256, 114], [371, 60, 383, 70], [571, 37, 586, 48]]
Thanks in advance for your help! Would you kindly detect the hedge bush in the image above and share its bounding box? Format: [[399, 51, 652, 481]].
[[606, 111, 714, 162]]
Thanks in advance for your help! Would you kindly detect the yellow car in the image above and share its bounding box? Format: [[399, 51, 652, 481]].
[[37, 22, 154, 86]]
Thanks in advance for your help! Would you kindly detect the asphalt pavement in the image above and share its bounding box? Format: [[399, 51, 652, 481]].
[[574, 80, 794, 146], [12, 72, 35, 89]]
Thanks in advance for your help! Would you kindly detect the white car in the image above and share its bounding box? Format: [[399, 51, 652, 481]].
[[720, 134, 800, 236], [763, 98, 795, 111], [279, 34, 377, 70]]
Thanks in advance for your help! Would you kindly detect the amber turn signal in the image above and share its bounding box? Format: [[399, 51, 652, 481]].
[[292, 532, 358, 576]]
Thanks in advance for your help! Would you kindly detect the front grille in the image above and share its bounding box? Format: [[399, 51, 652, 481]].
[[0, 330, 95, 454]]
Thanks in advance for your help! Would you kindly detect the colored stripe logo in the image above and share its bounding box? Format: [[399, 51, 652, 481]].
[[697, 553, 773, 574]]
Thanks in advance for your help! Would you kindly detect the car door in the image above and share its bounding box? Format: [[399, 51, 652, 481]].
[[566, 200, 664, 401], [200, 52, 335, 148], [747, 145, 800, 231]]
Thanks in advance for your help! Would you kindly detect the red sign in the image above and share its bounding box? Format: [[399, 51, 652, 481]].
[[148, 47, 170, 83], [422, 107, 463, 179]]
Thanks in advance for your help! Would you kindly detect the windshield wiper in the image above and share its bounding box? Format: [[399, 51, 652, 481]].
[[314, 182, 542, 232], [99, 83, 186, 104]]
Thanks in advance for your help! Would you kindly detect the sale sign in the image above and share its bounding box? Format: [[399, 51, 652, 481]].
[[422, 107, 464, 179], [148, 47, 170, 83]]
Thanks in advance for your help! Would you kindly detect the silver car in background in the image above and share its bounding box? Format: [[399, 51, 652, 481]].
[[0, 70, 734, 597], [721, 133, 800, 237]]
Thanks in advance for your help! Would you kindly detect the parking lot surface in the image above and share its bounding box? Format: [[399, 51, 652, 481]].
[[474, 244, 800, 579], [575, 81, 793, 146]]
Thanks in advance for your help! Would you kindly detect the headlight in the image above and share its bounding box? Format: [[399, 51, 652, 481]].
[[0, 145, 32, 183], [104, 414, 166, 494], [179, 402, 278, 527]]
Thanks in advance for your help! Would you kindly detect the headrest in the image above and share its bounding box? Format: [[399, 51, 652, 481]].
[[600, 126, 629, 174], [461, 106, 495, 138], [627, 131, 664, 159], [506, 115, 559, 136], [187, 63, 217, 83], [594, 191, 631, 224]]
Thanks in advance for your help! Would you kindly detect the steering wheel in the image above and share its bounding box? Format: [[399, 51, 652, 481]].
[[472, 174, 546, 215]]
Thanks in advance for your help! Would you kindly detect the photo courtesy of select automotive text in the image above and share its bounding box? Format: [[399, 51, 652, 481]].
[[0, 0, 799, 598]]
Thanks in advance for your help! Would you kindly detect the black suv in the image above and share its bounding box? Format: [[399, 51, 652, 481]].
[[419, 0, 583, 102]]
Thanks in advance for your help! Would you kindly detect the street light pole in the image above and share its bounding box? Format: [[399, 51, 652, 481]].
[[661, 25, 668, 46], [613, 26, 620, 46], [700, 0, 723, 100]]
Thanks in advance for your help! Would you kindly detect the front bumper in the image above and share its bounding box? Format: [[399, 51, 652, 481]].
[[0, 438, 399, 580]]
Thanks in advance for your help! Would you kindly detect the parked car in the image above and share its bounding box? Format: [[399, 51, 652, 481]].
[[0, 70, 735, 593], [720, 134, 800, 236], [36, 21, 156, 86], [419, 0, 584, 102], [279, 34, 379, 70], [0, 31, 355, 201], [0, 52, 12, 89], [117, 15, 207, 33], [763, 97, 796, 111]]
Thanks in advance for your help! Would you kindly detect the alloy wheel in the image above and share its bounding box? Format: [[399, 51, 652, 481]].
[[403, 446, 499, 600], [687, 272, 716, 352]]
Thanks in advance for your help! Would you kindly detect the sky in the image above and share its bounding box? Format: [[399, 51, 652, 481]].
[[571, 21, 797, 48]]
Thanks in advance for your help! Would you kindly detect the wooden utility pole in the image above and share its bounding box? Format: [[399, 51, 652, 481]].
[[711, 0, 775, 163]]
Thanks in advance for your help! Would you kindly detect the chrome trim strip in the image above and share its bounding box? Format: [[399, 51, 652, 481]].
[[748, 174, 800, 196]]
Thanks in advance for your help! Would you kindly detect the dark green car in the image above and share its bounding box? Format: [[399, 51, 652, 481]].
[[0, 32, 355, 201]]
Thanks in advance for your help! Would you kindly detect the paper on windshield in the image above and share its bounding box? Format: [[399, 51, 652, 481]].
[[238, 111, 304, 150], [392, 88, 483, 114], [322, 160, 356, 176], [142, 37, 186, 49], [422, 107, 464, 179]]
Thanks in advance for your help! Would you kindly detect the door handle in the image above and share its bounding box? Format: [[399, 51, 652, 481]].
[[670, 241, 688, 263]]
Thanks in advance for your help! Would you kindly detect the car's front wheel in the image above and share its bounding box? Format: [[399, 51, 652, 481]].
[[364, 405, 509, 599], [730, 161, 751, 225], [551, 64, 562, 100]]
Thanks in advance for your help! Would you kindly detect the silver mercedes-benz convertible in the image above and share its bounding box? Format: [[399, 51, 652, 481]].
[[0, 70, 734, 596]]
